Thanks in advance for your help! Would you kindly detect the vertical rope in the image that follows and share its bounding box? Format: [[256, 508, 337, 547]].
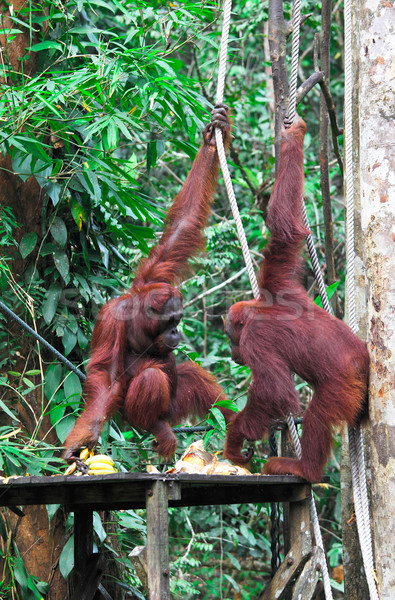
[[287, 0, 302, 123], [214, 0, 260, 301], [344, 0, 380, 595]]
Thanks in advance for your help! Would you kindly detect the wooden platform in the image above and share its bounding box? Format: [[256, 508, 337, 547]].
[[0, 471, 309, 511], [0, 472, 320, 600]]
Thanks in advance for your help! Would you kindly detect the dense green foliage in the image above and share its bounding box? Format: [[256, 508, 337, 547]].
[[0, 0, 346, 598]]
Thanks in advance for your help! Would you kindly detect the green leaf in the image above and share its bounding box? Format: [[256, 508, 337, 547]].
[[50, 217, 67, 247], [19, 232, 37, 259], [330, 579, 345, 592], [56, 414, 75, 442], [46, 504, 61, 522], [59, 534, 74, 578], [223, 574, 240, 592], [156, 139, 166, 160], [314, 281, 340, 307], [214, 399, 239, 413], [63, 372, 82, 403], [35, 92, 63, 117], [93, 512, 107, 542], [146, 140, 156, 172], [12, 558, 29, 594], [62, 328, 77, 356], [0, 398, 17, 421], [53, 250, 69, 280], [50, 391, 66, 426], [225, 551, 241, 571], [42, 283, 62, 325], [77, 327, 89, 350], [208, 406, 226, 432], [22, 377, 35, 388], [69, 198, 87, 230], [0, 28, 23, 35], [29, 41, 63, 52], [12, 135, 51, 163], [203, 428, 215, 447], [46, 181, 62, 206], [239, 521, 256, 546], [44, 363, 63, 400]]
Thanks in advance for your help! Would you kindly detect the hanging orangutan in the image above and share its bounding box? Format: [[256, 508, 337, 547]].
[[64, 105, 232, 464], [223, 115, 369, 481]]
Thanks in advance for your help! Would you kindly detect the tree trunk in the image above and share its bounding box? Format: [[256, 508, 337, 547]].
[[349, 0, 395, 598], [0, 4, 69, 598], [340, 0, 370, 595]]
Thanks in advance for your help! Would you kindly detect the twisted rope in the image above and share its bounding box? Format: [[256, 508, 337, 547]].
[[302, 203, 332, 314], [269, 429, 282, 576], [215, 0, 260, 301], [287, 0, 302, 123], [344, 0, 379, 595]]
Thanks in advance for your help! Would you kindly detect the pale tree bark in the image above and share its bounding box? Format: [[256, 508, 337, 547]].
[[349, 0, 395, 599], [340, 0, 369, 595]]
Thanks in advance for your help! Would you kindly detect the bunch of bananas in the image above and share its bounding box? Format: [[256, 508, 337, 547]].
[[64, 448, 118, 476], [85, 454, 118, 475]]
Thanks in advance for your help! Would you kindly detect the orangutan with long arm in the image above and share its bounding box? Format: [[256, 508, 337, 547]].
[[64, 105, 232, 463]]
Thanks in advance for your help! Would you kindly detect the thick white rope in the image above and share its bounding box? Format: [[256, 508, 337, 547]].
[[215, 0, 260, 301], [302, 203, 332, 314], [344, 0, 380, 595], [215, 2, 332, 598], [287, 0, 302, 124]]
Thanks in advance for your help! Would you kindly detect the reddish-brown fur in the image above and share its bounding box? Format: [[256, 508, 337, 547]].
[[64, 106, 232, 463], [223, 116, 369, 481]]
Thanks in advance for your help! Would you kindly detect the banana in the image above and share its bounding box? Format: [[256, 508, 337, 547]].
[[88, 468, 117, 476], [65, 462, 77, 476], [86, 461, 117, 471], [85, 454, 115, 467], [79, 448, 90, 461]]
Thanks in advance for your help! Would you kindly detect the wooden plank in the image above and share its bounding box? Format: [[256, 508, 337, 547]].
[[146, 481, 171, 600], [262, 498, 313, 600], [0, 473, 310, 511], [260, 544, 312, 600]]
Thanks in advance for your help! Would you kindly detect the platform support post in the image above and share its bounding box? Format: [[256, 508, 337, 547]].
[[145, 479, 181, 600], [146, 480, 170, 600], [74, 510, 94, 585], [262, 496, 313, 600]]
